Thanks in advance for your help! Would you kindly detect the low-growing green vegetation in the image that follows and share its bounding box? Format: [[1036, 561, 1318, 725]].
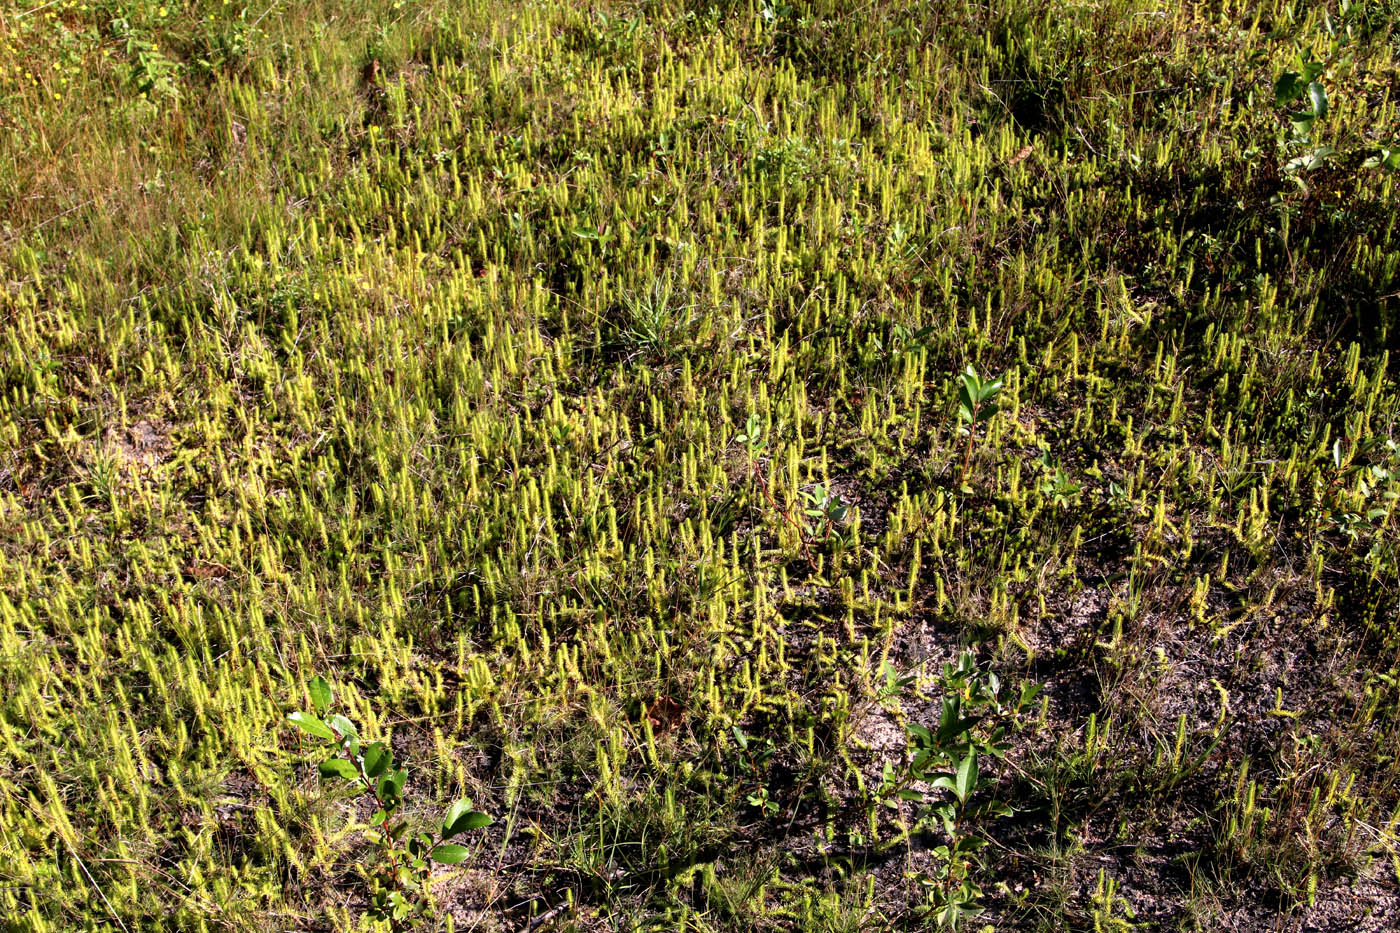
[[2, 0, 1399, 929]]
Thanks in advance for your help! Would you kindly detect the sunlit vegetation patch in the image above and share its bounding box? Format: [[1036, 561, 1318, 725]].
[[2, 0, 1399, 929]]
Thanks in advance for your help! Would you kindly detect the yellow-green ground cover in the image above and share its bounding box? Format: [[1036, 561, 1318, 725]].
[[2, 0, 1399, 929]]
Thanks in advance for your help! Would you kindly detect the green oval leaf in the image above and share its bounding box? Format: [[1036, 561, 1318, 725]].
[[378, 767, 408, 802], [287, 711, 336, 742], [955, 752, 979, 803], [1274, 71, 1303, 105], [442, 799, 491, 837], [1307, 81, 1328, 119], [325, 714, 359, 740], [363, 742, 391, 779], [460, 811, 492, 832], [442, 798, 471, 835], [429, 843, 470, 864], [308, 675, 332, 716], [318, 757, 359, 781]]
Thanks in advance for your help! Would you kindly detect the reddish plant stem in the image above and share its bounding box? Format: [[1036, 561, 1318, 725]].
[[748, 454, 817, 567]]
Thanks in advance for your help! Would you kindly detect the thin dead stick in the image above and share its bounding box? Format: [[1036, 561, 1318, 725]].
[[1, 198, 98, 246], [92, 858, 228, 920], [60, 835, 130, 933], [14, 0, 63, 17]]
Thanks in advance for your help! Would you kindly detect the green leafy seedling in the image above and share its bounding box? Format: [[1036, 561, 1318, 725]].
[[1275, 55, 1333, 183], [802, 483, 850, 545], [956, 365, 1003, 481], [878, 652, 1040, 930], [286, 677, 492, 929]]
